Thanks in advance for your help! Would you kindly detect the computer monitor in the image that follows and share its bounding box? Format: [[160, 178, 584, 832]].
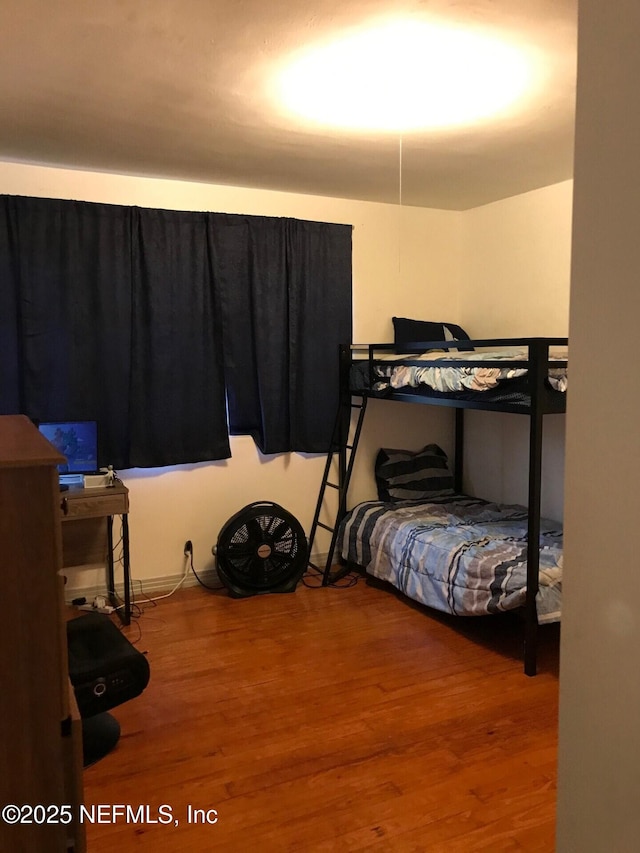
[[38, 420, 99, 474]]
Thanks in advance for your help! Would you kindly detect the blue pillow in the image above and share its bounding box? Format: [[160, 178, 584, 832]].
[[392, 317, 473, 352]]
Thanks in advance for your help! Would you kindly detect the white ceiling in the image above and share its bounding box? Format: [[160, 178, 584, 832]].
[[0, 0, 577, 210]]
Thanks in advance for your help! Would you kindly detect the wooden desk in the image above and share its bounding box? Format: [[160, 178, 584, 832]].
[[60, 481, 131, 625]]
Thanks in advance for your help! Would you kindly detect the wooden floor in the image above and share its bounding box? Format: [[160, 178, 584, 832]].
[[82, 575, 559, 852]]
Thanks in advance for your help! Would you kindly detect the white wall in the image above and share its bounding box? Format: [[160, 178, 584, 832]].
[[460, 181, 573, 339], [0, 162, 462, 592], [459, 181, 573, 521], [557, 1, 640, 848]]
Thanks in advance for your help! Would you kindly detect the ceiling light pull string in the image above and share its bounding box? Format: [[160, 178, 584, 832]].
[[398, 134, 403, 277], [399, 134, 403, 207]]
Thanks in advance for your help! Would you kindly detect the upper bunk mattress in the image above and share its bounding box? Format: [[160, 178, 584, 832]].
[[350, 347, 568, 405], [338, 494, 562, 624]]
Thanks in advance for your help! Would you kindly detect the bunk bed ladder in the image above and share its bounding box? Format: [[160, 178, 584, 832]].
[[307, 394, 368, 586]]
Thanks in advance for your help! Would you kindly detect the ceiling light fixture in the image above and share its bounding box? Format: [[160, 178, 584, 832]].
[[274, 19, 535, 133]]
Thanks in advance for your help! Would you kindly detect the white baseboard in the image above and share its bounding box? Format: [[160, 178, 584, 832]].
[[63, 552, 329, 604], [63, 566, 222, 604]]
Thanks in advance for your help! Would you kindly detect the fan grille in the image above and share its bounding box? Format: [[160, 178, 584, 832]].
[[216, 503, 307, 595]]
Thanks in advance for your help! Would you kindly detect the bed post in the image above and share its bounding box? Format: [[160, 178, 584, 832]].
[[524, 339, 546, 676], [338, 344, 352, 491], [454, 408, 464, 494]]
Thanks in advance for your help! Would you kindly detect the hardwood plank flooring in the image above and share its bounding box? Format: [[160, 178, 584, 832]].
[[82, 576, 559, 852]]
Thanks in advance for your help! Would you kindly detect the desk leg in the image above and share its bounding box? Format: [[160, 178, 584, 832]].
[[106, 515, 115, 606], [106, 514, 131, 626], [122, 514, 131, 626]]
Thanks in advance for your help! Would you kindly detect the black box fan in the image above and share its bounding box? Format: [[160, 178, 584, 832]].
[[214, 502, 308, 597]]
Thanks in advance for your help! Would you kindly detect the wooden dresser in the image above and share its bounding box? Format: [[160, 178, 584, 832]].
[[0, 415, 85, 852]]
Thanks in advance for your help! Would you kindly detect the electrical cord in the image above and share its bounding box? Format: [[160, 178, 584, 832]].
[[130, 579, 156, 609], [121, 543, 224, 611], [138, 565, 192, 603], [302, 561, 360, 589], [187, 547, 225, 590], [302, 565, 324, 588], [116, 611, 142, 645]]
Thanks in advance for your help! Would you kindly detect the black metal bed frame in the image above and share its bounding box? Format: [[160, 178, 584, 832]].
[[308, 336, 567, 676]]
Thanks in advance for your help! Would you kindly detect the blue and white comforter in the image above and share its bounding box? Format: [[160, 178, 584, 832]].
[[339, 494, 563, 623]]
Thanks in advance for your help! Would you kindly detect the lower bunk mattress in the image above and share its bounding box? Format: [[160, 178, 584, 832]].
[[338, 494, 562, 623]]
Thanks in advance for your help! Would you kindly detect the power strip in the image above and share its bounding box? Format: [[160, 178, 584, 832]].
[[77, 603, 115, 615]]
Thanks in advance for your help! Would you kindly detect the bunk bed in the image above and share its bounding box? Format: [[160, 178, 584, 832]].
[[309, 325, 567, 676]]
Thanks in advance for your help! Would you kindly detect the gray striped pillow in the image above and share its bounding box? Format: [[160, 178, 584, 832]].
[[375, 444, 454, 502]]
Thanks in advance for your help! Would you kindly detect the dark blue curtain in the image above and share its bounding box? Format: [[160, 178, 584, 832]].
[[0, 200, 21, 414], [0, 195, 352, 466], [129, 207, 230, 466], [0, 195, 230, 468], [211, 214, 352, 454], [0, 196, 136, 467]]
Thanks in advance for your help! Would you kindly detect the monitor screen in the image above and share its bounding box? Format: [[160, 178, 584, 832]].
[[38, 421, 98, 474]]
